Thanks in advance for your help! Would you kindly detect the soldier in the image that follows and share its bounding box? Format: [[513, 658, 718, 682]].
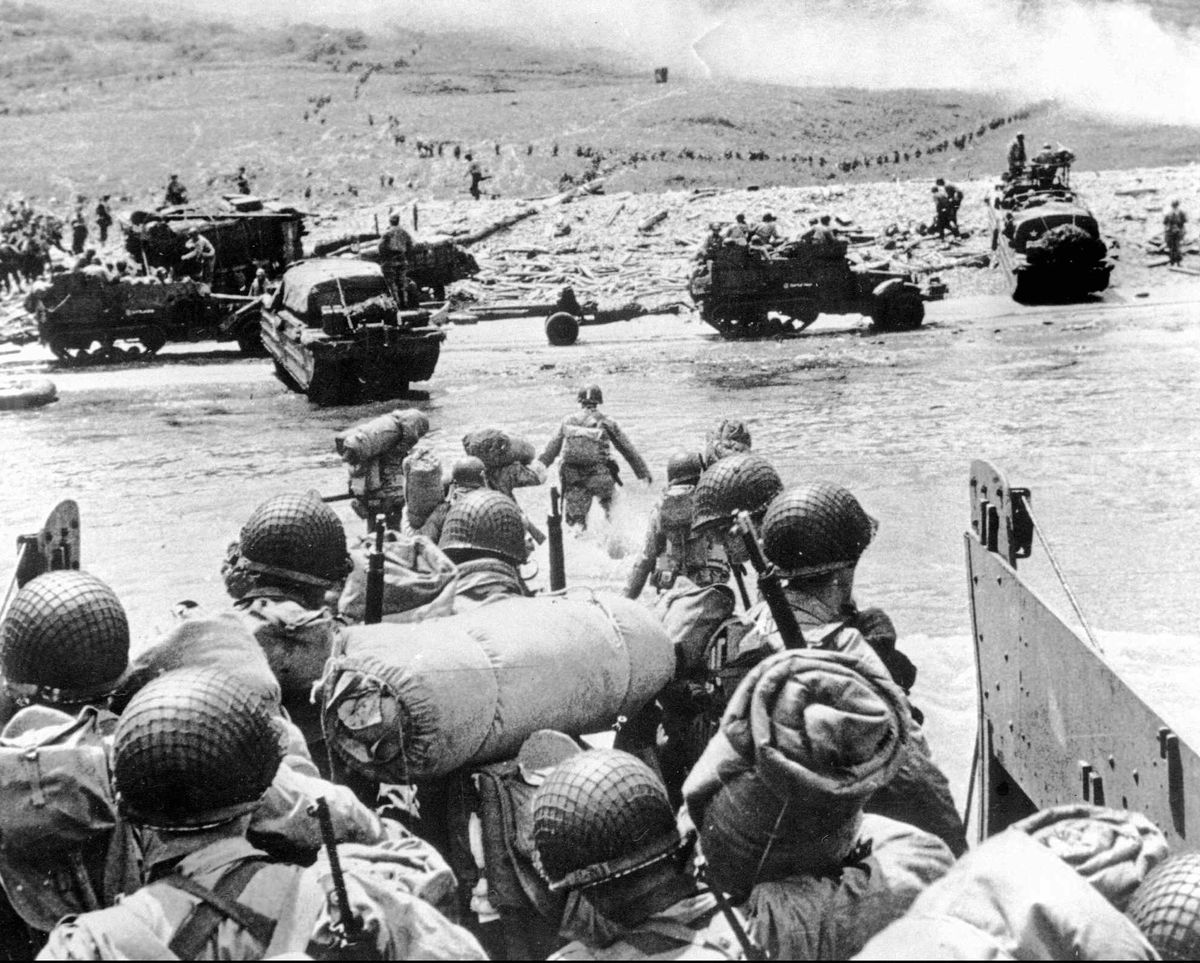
[[438, 488, 532, 609], [683, 650, 955, 959], [406, 455, 486, 543], [702, 417, 751, 467], [94, 196, 112, 246], [38, 668, 486, 961], [0, 570, 128, 727], [1031, 142, 1060, 188], [1164, 199, 1187, 266], [810, 214, 843, 255], [936, 178, 963, 233], [1007, 131, 1026, 176], [246, 266, 268, 296], [625, 450, 728, 599], [750, 212, 782, 248], [69, 207, 87, 255], [722, 212, 750, 245], [931, 186, 953, 239], [538, 384, 652, 531], [531, 748, 746, 961], [180, 227, 216, 284], [164, 173, 188, 207], [693, 222, 724, 264], [466, 153, 490, 200], [236, 165, 251, 194], [743, 483, 966, 855], [223, 493, 351, 773], [378, 212, 413, 308]]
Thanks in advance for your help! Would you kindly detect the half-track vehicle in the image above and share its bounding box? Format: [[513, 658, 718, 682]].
[[24, 270, 259, 363], [688, 240, 945, 338], [123, 195, 306, 296], [260, 258, 447, 406], [986, 150, 1114, 303]]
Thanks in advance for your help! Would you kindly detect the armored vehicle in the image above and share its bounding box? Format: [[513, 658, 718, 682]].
[[967, 460, 1200, 847], [24, 271, 260, 363], [260, 258, 447, 406], [123, 195, 306, 296], [986, 152, 1113, 303], [688, 241, 944, 338]]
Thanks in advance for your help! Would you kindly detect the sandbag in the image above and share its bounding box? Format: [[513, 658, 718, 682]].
[[339, 532, 458, 624], [403, 444, 444, 526], [321, 593, 674, 782], [340, 408, 428, 466]]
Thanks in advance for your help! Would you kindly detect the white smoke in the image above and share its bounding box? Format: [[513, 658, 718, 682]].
[[174, 0, 1200, 125]]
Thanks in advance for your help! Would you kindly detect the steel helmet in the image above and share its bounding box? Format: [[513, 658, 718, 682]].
[[760, 483, 878, 578], [451, 456, 487, 490], [691, 453, 783, 535], [238, 493, 351, 588], [532, 749, 681, 890], [439, 489, 528, 565], [577, 384, 603, 407], [666, 449, 703, 486], [114, 667, 284, 830], [1127, 853, 1200, 961], [2, 571, 129, 706], [705, 418, 752, 463]]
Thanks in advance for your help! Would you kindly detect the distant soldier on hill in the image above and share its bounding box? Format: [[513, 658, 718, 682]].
[[164, 173, 188, 207], [235, 165, 251, 195], [1164, 200, 1188, 266], [466, 153, 490, 200], [1007, 131, 1026, 176]]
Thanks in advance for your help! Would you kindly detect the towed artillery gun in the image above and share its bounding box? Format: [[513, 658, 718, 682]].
[[986, 149, 1114, 303], [688, 237, 945, 338]]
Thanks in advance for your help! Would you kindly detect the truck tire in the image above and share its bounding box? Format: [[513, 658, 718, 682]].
[[236, 324, 266, 357], [545, 311, 579, 346], [872, 291, 925, 332], [140, 326, 167, 355]]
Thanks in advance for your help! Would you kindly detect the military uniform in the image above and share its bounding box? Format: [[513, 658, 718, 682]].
[[182, 233, 216, 284], [1007, 136, 1026, 175], [378, 221, 413, 306], [625, 483, 729, 599], [552, 893, 743, 960], [1165, 204, 1187, 265], [438, 488, 532, 611], [540, 398, 651, 529], [38, 668, 484, 962]]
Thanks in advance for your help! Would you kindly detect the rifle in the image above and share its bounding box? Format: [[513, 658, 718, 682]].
[[309, 797, 368, 955], [734, 511, 805, 650], [548, 487, 566, 591], [363, 515, 385, 625]]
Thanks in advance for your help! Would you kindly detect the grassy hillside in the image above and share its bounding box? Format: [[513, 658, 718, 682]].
[[0, 1, 1196, 213]]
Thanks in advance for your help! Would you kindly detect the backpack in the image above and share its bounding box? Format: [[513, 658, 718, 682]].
[[0, 706, 140, 932], [561, 422, 607, 467]]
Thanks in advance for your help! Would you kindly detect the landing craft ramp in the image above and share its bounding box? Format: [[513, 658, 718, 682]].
[[967, 460, 1200, 843]]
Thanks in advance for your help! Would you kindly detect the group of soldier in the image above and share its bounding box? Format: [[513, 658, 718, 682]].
[[0, 200, 62, 294], [1, 381, 1193, 961]]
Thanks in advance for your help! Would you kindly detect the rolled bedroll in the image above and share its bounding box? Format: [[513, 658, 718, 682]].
[[320, 591, 675, 782]]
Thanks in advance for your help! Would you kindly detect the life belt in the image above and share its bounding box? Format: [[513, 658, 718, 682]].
[[0, 377, 57, 411]]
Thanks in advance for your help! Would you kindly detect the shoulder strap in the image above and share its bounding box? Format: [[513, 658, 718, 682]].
[[165, 859, 280, 960]]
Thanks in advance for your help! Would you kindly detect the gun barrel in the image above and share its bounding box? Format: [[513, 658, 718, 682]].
[[548, 486, 566, 591], [364, 515, 386, 625], [734, 512, 806, 650], [311, 797, 363, 942]]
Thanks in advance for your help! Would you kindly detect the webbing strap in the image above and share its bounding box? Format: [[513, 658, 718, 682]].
[[166, 860, 279, 960]]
